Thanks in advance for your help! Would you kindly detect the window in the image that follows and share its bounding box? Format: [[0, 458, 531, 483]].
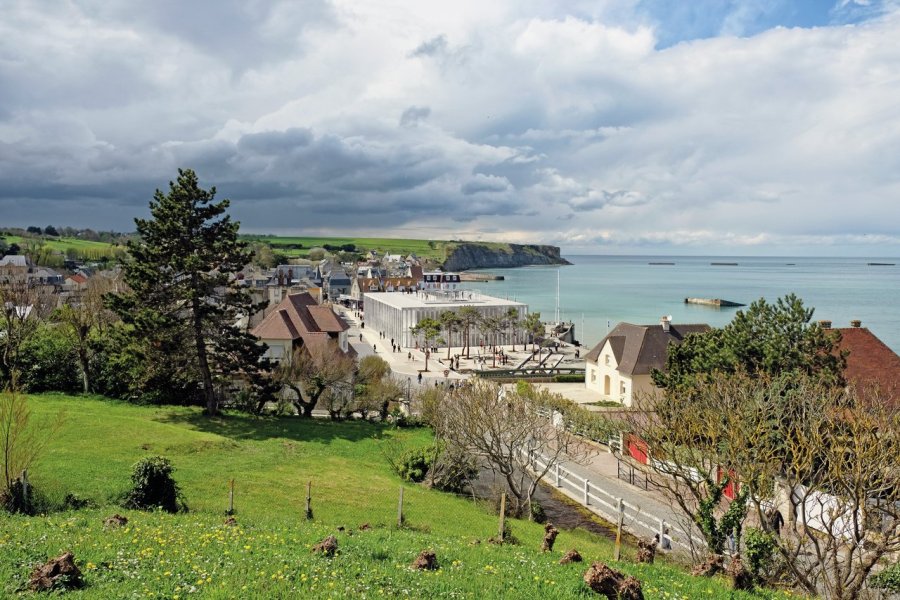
[[620, 381, 626, 395], [604, 354, 610, 366]]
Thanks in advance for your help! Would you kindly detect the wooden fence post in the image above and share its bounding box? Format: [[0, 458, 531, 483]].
[[397, 486, 405, 527], [226, 479, 235, 515], [21, 469, 29, 511], [498, 492, 507, 542], [305, 481, 313, 520], [614, 497, 624, 561]]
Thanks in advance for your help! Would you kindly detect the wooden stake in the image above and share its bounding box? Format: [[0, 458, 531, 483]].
[[21, 469, 29, 511], [227, 478, 235, 515], [498, 492, 507, 542], [614, 497, 624, 561], [305, 481, 313, 520], [397, 486, 405, 527]]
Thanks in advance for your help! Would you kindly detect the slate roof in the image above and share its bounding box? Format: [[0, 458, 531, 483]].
[[584, 322, 711, 375], [251, 292, 349, 347]]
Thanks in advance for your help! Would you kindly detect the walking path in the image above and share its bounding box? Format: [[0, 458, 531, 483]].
[[335, 304, 705, 553]]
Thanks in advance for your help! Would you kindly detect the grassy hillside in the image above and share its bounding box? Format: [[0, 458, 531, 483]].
[[2, 235, 122, 262], [242, 235, 453, 262], [0, 395, 790, 598]]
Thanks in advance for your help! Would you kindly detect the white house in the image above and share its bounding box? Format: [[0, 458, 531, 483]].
[[584, 317, 709, 407]]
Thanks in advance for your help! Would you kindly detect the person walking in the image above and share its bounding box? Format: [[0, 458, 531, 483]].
[[417, 372, 423, 385]]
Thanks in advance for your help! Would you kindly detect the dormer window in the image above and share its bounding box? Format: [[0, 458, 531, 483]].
[[604, 354, 610, 366]]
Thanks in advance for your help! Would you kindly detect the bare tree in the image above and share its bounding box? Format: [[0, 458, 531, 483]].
[[0, 391, 63, 510], [275, 341, 355, 418], [631, 372, 900, 598], [0, 271, 53, 390], [54, 275, 120, 394], [429, 380, 592, 517], [737, 378, 900, 600]]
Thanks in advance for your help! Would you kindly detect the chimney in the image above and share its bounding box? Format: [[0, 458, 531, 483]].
[[818, 320, 832, 328], [660, 315, 671, 333], [850, 319, 862, 328]]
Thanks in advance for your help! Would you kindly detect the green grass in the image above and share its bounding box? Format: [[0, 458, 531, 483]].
[[3, 235, 121, 261], [0, 394, 792, 598], [242, 235, 452, 261]]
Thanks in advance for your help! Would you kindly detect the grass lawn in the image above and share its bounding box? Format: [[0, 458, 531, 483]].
[[0, 394, 792, 598]]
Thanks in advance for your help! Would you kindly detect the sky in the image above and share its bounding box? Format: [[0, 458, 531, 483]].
[[1, 0, 899, 256]]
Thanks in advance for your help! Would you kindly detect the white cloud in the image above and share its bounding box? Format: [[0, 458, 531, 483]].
[[0, 1, 899, 255]]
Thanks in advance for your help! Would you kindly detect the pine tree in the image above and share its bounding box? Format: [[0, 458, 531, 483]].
[[108, 169, 271, 414]]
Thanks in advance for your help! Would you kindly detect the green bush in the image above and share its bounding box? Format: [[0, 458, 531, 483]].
[[871, 562, 900, 592], [529, 500, 546, 524], [744, 527, 776, 584], [391, 447, 434, 483], [18, 325, 80, 393], [124, 456, 185, 513], [552, 373, 585, 383], [518, 381, 621, 442]]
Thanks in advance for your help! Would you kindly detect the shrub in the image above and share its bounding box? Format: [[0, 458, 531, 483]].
[[124, 456, 185, 513], [871, 562, 900, 592], [530, 500, 547, 524], [744, 527, 776, 584], [18, 325, 80, 393], [390, 447, 434, 483], [553, 373, 585, 383]]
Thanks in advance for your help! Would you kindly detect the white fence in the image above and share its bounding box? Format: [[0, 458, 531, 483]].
[[523, 447, 708, 553]]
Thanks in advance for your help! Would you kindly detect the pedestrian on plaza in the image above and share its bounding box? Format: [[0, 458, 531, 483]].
[[417, 372, 423, 384], [408, 351, 412, 361], [373, 344, 377, 353]]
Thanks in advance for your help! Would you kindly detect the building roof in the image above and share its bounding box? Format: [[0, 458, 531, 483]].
[[831, 326, 900, 403], [251, 292, 349, 344], [0, 255, 29, 268], [584, 322, 711, 376], [67, 273, 88, 284], [364, 290, 527, 310]]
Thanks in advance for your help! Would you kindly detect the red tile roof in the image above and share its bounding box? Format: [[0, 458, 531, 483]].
[[831, 327, 900, 404]]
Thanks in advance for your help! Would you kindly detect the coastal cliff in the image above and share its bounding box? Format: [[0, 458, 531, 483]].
[[442, 243, 571, 271]]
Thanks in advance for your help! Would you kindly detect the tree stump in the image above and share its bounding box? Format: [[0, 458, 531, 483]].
[[559, 549, 583, 564], [727, 555, 753, 591], [691, 554, 724, 577], [636, 535, 658, 564], [223, 516, 237, 526], [103, 514, 128, 528], [311, 535, 338, 557], [29, 552, 83, 592], [583, 562, 644, 600], [411, 550, 439, 570], [541, 523, 559, 552]]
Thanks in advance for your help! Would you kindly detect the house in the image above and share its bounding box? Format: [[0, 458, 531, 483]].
[[0, 255, 30, 276], [422, 271, 460, 291], [350, 275, 418, 304], [583, 317, 710, 407], [250, 292, 351, 363], [266, 264, 317, 305]]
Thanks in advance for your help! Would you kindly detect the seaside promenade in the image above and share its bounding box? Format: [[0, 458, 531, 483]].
[[335, 304, 695, 551]]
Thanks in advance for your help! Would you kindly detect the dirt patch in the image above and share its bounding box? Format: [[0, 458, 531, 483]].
[[30, 552, 83, 592]]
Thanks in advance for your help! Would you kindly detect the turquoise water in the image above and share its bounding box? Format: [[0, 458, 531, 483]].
[[460, 255, 900, 352]]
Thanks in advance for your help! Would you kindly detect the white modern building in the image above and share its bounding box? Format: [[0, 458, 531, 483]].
[[364, 290, 528, 348]]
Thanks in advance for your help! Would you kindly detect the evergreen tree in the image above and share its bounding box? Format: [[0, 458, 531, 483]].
[[653, 293, 846, 392], [108, 168, 271, 414]]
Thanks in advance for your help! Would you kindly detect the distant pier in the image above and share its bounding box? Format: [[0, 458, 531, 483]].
[[684, 297, 745, 307], [459, 273, 505, 282]]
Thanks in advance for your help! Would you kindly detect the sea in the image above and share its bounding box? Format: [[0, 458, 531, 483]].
[[459, 255, 900, 353]]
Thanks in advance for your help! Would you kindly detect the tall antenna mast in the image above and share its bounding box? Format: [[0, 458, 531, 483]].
[[555, 268, 560, 323]]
